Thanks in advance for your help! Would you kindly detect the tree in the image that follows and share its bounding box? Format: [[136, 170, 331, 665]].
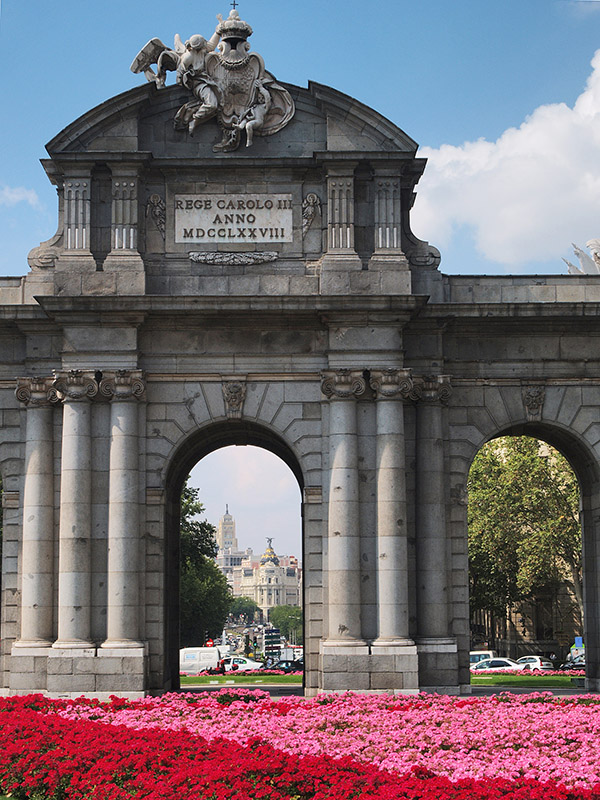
[[269, 605, 302, 641], [229, 596, 260, 622], [179, 481, 233, 647], [468, 436, 582, 636]]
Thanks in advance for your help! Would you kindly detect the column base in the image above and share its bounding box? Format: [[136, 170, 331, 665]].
[[103, 251, 144, 271], [417, 637, 459, 689], [321, 251, 363, 272], [100, 640, 146, 650], [52, 639, 96, 650], [55, 251, 97, 272], [367, 251, 409, 271], [12, 639, 52, 649], [371, 637, 415, 650]]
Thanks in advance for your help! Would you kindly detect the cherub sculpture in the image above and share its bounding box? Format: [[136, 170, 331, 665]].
[[130, 10, 295, 152]]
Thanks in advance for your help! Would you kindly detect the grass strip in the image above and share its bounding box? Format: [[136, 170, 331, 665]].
[[180, 673, 303, 685], [471, 674, 580, 687]]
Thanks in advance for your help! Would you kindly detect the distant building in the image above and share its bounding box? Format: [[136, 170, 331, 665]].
[[214, 509, 302, 619]]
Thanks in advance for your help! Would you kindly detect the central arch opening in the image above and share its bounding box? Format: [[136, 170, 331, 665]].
[[164, 422, 304, 690]]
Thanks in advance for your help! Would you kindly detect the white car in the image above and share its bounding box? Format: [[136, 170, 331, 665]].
[[516, 655, 554, 671], [470, 657, 524, 673], [222, 656, 263, 672]]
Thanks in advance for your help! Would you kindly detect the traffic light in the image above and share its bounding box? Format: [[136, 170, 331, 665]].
[[253, 636, 258, 649]]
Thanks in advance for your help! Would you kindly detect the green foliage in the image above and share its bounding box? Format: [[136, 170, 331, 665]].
[[179, 480, 232, 647], [268, 605, 303, 640], [229, 596, 260, 621], [468, 436, 582, 622]]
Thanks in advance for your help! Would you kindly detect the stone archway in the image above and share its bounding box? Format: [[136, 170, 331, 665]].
[[162, 421, 306, 691], [448, 406, 600, 690]]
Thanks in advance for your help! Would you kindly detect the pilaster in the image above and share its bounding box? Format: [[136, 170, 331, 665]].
[[56, 168, 97, 272], [321, 165, 362, 289], [103, 166, 145, 280]]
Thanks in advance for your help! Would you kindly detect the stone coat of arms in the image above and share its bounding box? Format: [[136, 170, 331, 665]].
[[131, 9, 295, 152]]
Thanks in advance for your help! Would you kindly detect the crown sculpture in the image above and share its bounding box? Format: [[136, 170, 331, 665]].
[[131, 9, 295, 152]]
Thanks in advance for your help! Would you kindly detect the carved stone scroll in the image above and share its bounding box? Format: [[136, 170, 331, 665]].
[[222, 379, 247, 419], [523, 385, 545, 422], [413, 375, 452, 404], [99, 370, 146, 401], [146, 194, 166, 240], [15, 377, 59, 407], [321, 369, 367, 400], [369, 368, 415, 401], [52, 370, 99, 401]]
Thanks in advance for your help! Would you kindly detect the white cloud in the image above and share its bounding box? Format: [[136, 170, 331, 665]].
[[0, 185, 40, 208], [412, 49, 600, 270]]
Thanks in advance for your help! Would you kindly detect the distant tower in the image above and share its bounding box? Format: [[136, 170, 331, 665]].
[[217, 506, 238, 551]]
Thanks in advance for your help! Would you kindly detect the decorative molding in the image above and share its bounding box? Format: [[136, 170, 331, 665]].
[[302, 193, 321, 237], [99, 370, 146, 401], [146, 194, 166, 240], [15, 377, 59, 407], [303, 486, 323, 504], [321, 369, 367, 400], [2, 491, 20, 509], [369, 369, 415, 401], [523, 385, 545, 422], [52, 370, 99, 402], [222, 379, 247, 419], [189, 251, 278, 266], [413, 375, 452, 404]]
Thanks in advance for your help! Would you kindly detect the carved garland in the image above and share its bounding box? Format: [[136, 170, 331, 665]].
[[189, 251, 278, 266]]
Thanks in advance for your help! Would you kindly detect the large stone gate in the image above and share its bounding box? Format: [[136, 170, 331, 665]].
[[2, 9, 600, 697]]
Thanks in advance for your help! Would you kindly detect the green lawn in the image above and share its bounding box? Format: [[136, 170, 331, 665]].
[[180, 674, 303, 686], [471, 674, 583, 688]]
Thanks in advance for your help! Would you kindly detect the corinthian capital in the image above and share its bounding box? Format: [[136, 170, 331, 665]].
[[52, 370, 99, 402], [413, 374, 452, 404], [99, 370, 146, 401], [15, 376, 59, 407], [321, 369, 367, 400], [369, 369, 416, 401]]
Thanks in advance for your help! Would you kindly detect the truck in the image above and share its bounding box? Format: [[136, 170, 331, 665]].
[[179, 645, 228, 674]]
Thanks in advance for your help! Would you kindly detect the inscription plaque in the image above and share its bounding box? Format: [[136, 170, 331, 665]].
[[175, 193, 293, 244]]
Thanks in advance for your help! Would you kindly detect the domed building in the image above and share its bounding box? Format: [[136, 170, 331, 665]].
[[236, 537, 302, 620]]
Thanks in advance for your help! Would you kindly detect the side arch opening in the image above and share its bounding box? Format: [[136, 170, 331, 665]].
[[467, 423, 599, 686]]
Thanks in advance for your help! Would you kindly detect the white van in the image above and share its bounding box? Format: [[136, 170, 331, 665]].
[[179, 646, 227, 674], [469, 649, 497, 665]]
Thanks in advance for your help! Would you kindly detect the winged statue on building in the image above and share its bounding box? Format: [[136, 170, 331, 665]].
[[131, 9, 295, 152], [563, 240, 600, 275]]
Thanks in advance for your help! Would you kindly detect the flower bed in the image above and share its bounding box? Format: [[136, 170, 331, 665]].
[[471, 669, 585, 676], [2, 692, 600, 799]]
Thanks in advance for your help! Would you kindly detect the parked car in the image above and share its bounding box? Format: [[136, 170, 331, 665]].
[[470, 657, 524, 673], [558, 654, 586, 671], [516, 655, 554, 671], [222, 656, 263, 672], [469, 650, 498, 665], [268, 658, 303, 673]]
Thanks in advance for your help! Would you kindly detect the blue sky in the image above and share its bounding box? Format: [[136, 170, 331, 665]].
[[3, 0, 600, 547]]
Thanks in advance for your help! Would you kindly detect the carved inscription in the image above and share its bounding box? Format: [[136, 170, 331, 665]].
[[175, 193, 293, 243]]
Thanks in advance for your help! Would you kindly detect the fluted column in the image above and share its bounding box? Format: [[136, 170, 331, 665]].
[[321, 164, 362, 273], [103, 167, 144, 272], [14, 377, 58, 647], [53, 370, 98, 648], [370, 369, 415, 644], [321, 369, 367, 644], [414, 375, 452, 640], [100, 370, 145, 648], [57, 168, 97, 271]]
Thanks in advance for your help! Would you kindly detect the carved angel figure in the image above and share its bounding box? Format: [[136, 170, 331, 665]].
[[563, 241, 600, 275], [130, 10, 295, 152]]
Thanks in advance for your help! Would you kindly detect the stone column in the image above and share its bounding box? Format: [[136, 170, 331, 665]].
[[414, 375, 452, 640], [321, 369, 367, 644], [52, 371, 98, 648], [100, 370, 145, 648], [103, 168, 145, 274], [369, 369, 415, 645], [13, 378, 58, 647], [321, 164, 362, 276]]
